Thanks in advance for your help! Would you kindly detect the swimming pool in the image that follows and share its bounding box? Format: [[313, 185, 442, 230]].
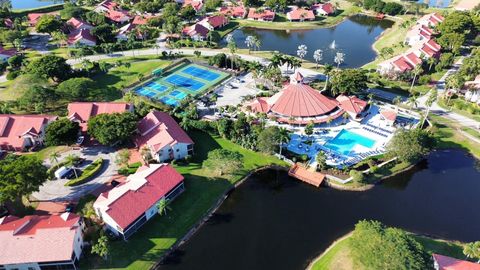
[[324, 129, 375, 155]]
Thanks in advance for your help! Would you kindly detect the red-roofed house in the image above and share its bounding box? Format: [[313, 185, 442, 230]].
[[433, 253, 480, 270], [0, 213, 84, 269], [94, 163, 185, 239], [95, 0, 118, 13], [132, 15, 157, 25], [27, 12, 59, 26], [0, 46, 17, 62], [418, 12, 444, 27], [182, 23, 210, 41], [248, 8, 276, 21], [0, 114, 57, 151], [199, 15, 229, 30], [378, 54, 416, 76], [67, 102, 133, 132], [415, 38, 441, 58], [183, 0, 204, 12], [68, 29, 97, 47], [312, 2, 335, 16], [67, 17, 93, 31], [405, 24, 433, 46], [106, 9, 131, 23], [245, 97, 271, 114], [116, 23, 138, 41], [336, 95, 368, 119], [287, 8, 315, 22], [135, 111, 194, 162], [219, 6, 247, 18]]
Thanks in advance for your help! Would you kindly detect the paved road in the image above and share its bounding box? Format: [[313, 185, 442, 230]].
[[32, 147, 118, 201]]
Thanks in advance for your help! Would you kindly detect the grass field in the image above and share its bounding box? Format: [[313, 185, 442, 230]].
[[84, 130, 287, 269], [430, 114, 480, 159], [309, 233, 466, 270]]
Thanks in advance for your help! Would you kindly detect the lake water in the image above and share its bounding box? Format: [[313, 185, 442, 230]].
[[416, 0, 451, 8], [10, 0, 63, 10], [228, 15, 394, 68], [157, 150, 480, 270]]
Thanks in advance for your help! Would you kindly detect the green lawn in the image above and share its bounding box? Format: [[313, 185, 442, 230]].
[[430, 114, 480, 159], [27, 145, 71, 161], [309, 233, 466, 270], [85, 130, 287, 269]]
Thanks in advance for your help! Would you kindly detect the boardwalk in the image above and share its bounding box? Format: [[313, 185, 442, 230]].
[[288, 163, 325, 187]]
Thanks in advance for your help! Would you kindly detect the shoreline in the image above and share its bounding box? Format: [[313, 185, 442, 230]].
[[149, 165, 289, 270]]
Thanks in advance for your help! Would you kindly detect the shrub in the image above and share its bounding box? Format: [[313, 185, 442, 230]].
[[6, 71, 20, 80], [369, 165, 379, 174], [349, 169, 365, 183], [418, 75, 431, 85], [64, 158, 104, 186]]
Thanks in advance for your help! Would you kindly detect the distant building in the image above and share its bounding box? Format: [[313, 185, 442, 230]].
[[94, 0, 118, 13], [27, 12, 59, 27], [417, 12, 444, 27], [116, 23, 138, 41], [286, 8, 315, 22], [0, 114, 57, 152], [0, 213, 84, 270], [67, 102, 133, 132], [68, 29, 97, 47], [67, 17, 93, 31], [199, 15, 229, 30], [105, 9, 131, 23], [247, 8, 275, 21], [182, 0, 204, 12], [94, 164, 185, 239], [336, 95, 368, 120], [405, 24, 433, 46], [134, 111, 194, 162], [0, 46, 17, 62], [132, 15, 157, 26], [219, 6, 247, 18], [182, 23, 210, 41], [433, 253, 480, 270], [312, 2, 335, 16]]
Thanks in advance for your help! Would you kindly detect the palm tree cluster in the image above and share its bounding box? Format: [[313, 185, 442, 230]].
[[269, 52, 302, 73], [244, 35, 261, 53]]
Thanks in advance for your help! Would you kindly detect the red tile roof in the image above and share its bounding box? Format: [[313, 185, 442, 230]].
[[420, 43, 437, 57], [96, 164, 184, 229], [313, 3, 335, 14], [132, 15, 156, 25], [381, 110, 397, 122], [248, 8, 275, 20], [426, 38, 441, 51], [135, 111, 193, 152], [67, 17, 92, 30], [205, 15, 228, 28], [183, 0, 204, 11], [0, 114, 57, 151], [27, 12, 58, 25], [183, 23, 209, 38], [287, 8, 315, 20], [97, 0, 118, 10], [247, 97, 270, 113], [392, 56, 414, 72], [405, 52, 422, 66], [68, 29, 96, 45], [433, 254, 480, 270], [106, 9, 131, 22], [67, 102, 132, 131], [270, 82, 339, 117], [336, 95, 367, 115], [219, 6, 246, 18], [0, 213, 81, 265]]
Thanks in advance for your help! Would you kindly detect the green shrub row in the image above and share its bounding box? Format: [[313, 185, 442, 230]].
[[118, 161, 142, 176], [64, 158, 104, 186]]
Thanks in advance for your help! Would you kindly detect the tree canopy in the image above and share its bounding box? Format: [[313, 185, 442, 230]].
[[87, 112, 137, 146], [351, 220, 431, 270], [35, 15, 63, 34], [45, 118, 80, 146], [257, 126, 282, 154], [0, 155, 48, 204], [387, 129, 435, 163], [203, 149, 244, 176], [56, 77, 97, 101], [329, 69, 368, 96], [24, 55, 72, 82], [18, 85, 57, 113]]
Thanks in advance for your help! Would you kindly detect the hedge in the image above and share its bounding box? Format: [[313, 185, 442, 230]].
[[47, 157, 80, 180], [118, 161, 142, 176], [64, 158, 104, 186]]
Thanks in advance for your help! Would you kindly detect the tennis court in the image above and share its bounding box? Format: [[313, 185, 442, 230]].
[[164, 74, 205, 92], [181, 66, 221, 81], [134, 62, 229, 106]]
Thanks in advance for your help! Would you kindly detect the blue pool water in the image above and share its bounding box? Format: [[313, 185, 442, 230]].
[[324, 129, 375, 155], [182, 66, 221, 81], [165, 74, 205, 91]]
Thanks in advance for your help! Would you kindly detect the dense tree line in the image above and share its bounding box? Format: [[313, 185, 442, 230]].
[[362, 0, 404, 16]]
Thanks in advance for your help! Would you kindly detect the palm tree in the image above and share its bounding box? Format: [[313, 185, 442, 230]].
[[296, 44, 308, 62], [421, 88, 437, 127], [226, 34, 237, 70], [49, 151, 60, 165], [127, 32, 136, 57], [180, 116, 190, 131], [342, 112, 349, 123], [326, 118, 333, 127], [291, 57, 302, 73], [253, 36, 261, 51], [334, 52, 345, 68], [409, 65, 424, 93], [407, 94, 418, 109], [269, 52, 284, 69], [248, 61, 263, 87], [463, 241, 480, 262], [157, 198, 171, 216], [427, 57, 437, 72], [245, 35, 255, 54], [153, 43, 161, 56], [323, 64, 334, 91], [313, 49, 323, 69]]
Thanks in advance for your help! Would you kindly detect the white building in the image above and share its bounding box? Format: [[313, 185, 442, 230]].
[[0, 213, 84, 270], [135, 110, 194, 162], [93, 164, 185, 239]]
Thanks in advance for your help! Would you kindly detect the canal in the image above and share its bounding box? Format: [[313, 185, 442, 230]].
[[158, 149, 480, 270], [228, 15, 394, 68]]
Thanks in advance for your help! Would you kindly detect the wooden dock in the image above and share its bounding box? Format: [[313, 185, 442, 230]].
[[288, 164, 325, 187]]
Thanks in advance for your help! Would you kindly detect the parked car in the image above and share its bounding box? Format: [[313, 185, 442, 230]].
[[65, 169, 82, 180], [76, 136, 85, 145], [54, 166, 73, 179]]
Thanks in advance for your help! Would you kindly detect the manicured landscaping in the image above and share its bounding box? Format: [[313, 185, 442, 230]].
[[309, 233, 466, 270], [65, 158, 104, 186], [82, 130, 287, 269]]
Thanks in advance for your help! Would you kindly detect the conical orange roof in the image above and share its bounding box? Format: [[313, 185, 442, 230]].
[[269, 83, 338, 117]]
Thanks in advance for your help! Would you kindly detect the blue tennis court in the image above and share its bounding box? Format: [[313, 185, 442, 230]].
[[136, 88, 156, 98], [170, 90, 187, 99], [164, 74, 205, 92], [160, 96, 178, 106], [181, 66, 221, 81]]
